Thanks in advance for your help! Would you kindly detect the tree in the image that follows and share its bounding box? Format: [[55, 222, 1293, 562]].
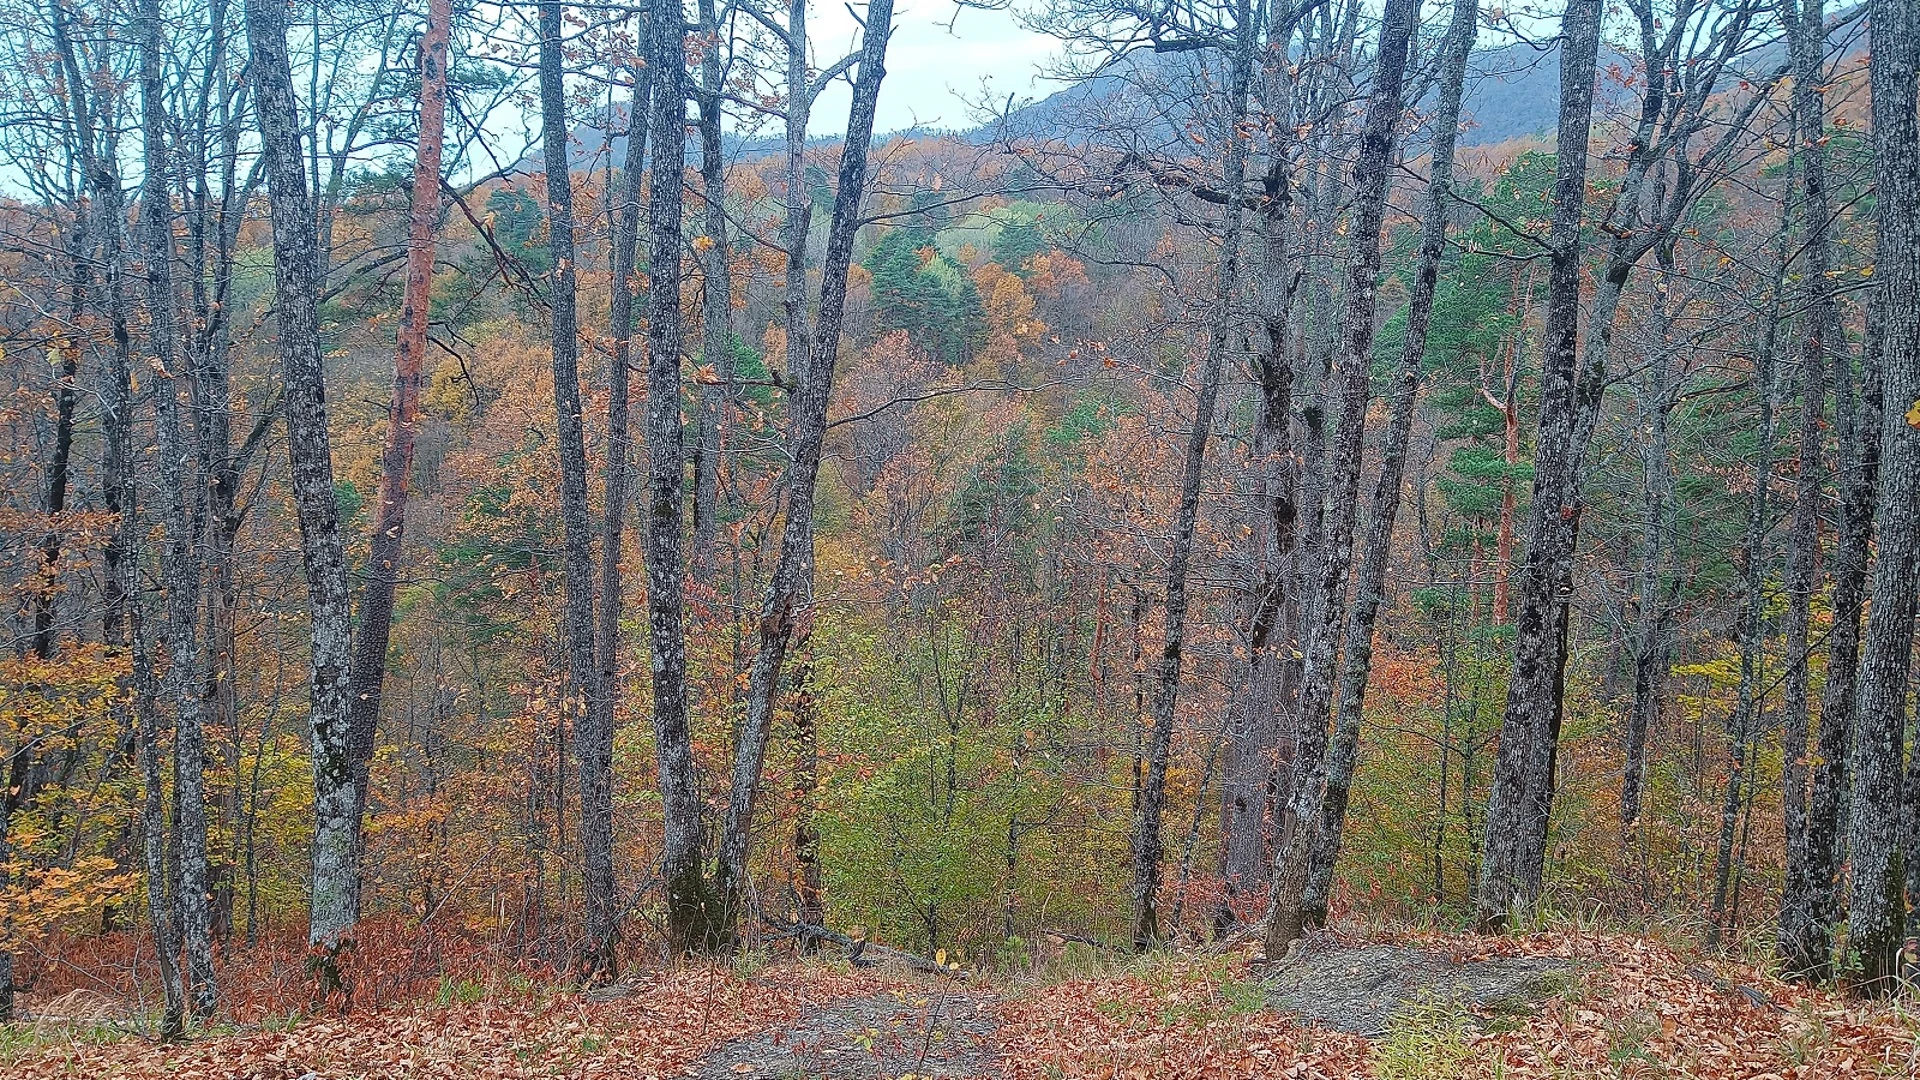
[[1129, 0, 1255, 952], [1846, 0, 1918, 993], [345, 0, 453, 919], [1265, 0, 1421, 953], [1477, 0, 1774, 927], [243, 0, 361, 954], [1298, 0, 1479, 945], [716, 0, 899, 943]]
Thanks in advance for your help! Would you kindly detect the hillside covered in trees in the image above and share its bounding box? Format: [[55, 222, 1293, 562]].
[[1, 0, 1919, 1073]]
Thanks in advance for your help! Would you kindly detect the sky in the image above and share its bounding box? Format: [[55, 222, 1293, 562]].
[[803, 2, 1064, 135]]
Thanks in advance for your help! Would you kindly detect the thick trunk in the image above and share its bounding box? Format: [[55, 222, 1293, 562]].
[[243, 0, 359, 949], [1474, 0, 1603, 928], [1132, 2, 1253, 951], [1847, 0, 1919, 994], [1299, 0, 1477, 934], [1265, 0, 1421, 954], [717, 0, 895, 936], [1217, 16, 1304, 929], [642, 3, 721, 954], [345, 0, 451, 918]]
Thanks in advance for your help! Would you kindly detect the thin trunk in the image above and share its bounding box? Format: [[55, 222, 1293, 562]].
[[789, 631, 824, 946], [717, 0, 896, 936], [243, 0, 359, 950], [535, 0, 611, 978], [1712, 262, 1784, 943], [580, 0, 654, 983], [139, 0, 216, 1017], [1299, 0, 1475, 935], [345, 0, 452, 918], [689, 0, 729, 578], [1266, 0, 1421, 955], [1848, 0, 1919, 994], [1133, 1, 1253, 951]]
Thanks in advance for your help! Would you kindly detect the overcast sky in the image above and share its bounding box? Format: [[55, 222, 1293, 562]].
[[805, 2, 1064, 135]]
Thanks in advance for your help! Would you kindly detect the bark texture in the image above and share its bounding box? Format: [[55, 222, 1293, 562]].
[[1132, 0, 1253, 951], [1473, 0, 1603, 928], [1265, 0, 1421, 954], [243, 0, 360, 948], [344, 0, 452, 918], [1301, 0, 1477, 935], [1847, 0, 1918, 993]]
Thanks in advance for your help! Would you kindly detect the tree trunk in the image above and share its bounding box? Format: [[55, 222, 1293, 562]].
[[535, 0, 614, 977], [1216, 9, 1304, 931], [1473, 0, 1604, 929], [243, 0, 360, 951], [689, 0, 730, 579], [717, 0, 896, 938], [1132, 0, 1253, 951], [139, 0, 217, 1017], [344, 0, 452, 919], [641, 2, 723, 954], [1265, 0, 1421, 955], [581, 0, 655, 983], [1847, 0, 1918, 994], [1299, 0, 1477, 936], [1621, 244, 1680, 850], [1711, 256, 1783, 943], [1777, 0, 1839, 980]]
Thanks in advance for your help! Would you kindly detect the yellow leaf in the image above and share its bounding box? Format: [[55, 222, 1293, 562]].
[[693, 234, 717, 252], [1905, 398, 1920, 428]]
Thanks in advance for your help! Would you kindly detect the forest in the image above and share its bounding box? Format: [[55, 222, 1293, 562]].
[[0, 0, 1918, 1074]]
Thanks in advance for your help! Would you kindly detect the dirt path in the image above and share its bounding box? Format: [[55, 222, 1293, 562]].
[[688, 989, 999, 1079]]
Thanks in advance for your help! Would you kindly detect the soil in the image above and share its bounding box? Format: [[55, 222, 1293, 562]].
[[1260, 939, 1574, 1037], [687, 990, 999, 1079]]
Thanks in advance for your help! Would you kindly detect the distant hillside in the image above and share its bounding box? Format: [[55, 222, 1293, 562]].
[[530, 13, 1869, 176]]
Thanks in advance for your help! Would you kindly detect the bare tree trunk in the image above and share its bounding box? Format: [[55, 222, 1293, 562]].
[[1216, 9, 1304, 931], [139, 0, 216, 1017], [688, 0, 730, 579], [1474, 0, 1603, 928], [1802, 12, 1876, 977], [1777, 0, 1840, 980], [243, 0, 360, 952], [581, 0, 655, 983], [534, 0, 613, 976], [344, 0, 452, 919], [1847, 0, 1919, 994], [641, 1, 723, 954], [1299, 0, 1477, 934], [1621, 244, 1680, 849], [789, 629, 825, 945], [1712, 255, 1784, 944], [1133, 0, 1253, 951], [717, 0, 896, 938], [1265, 0, 1420, 954]]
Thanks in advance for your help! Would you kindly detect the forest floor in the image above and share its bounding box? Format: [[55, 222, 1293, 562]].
[[3, 926, 1916, 1079]]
